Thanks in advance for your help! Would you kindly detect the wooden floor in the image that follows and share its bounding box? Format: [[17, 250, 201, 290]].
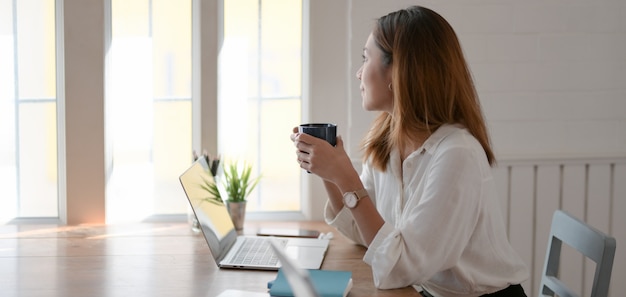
[[0, 221, 420, 297]]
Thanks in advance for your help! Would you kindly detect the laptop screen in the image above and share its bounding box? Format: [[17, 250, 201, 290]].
[[179, 159, 237, 262]]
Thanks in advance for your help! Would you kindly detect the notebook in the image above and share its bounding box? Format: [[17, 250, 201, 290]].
[[179, 159, 330, 270], [268, 240, 353, 297]]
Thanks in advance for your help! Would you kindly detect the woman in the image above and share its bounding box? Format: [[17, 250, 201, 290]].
[[291, 5, 528, 297]]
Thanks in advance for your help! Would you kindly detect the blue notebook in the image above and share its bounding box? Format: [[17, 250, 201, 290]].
[[268, 268, 353, 297]]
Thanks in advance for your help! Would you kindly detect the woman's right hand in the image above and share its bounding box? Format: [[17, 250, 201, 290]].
[[290, 127, 356, 186]]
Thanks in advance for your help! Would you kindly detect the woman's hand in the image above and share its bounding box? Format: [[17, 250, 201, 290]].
[[290, 127, 383, 245], [290, 127, 354, 184]]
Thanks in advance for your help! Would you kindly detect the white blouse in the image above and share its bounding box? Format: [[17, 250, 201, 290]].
[[324, 124, 528, 297]]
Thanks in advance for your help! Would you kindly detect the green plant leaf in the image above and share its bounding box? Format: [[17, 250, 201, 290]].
[[219, 159, 261, 202], [197, 170, 223, 206]]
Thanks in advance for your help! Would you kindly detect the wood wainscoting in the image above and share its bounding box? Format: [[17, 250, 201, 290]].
[[493, 156, 626, 297]]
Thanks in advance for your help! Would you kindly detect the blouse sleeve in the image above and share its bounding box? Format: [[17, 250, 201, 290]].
[[363, 145, 486, 289], [323, 161, 375, 247]]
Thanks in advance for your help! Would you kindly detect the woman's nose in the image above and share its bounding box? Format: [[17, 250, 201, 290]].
[[356, 67, 362, 80]]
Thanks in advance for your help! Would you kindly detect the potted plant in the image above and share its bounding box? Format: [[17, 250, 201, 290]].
[[204, 158, 261, 231]]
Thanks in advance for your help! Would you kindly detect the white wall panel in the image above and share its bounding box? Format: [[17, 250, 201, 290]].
[[492, 165, 510, 229], [508, 165, 535, 294], [497, 158, 625, 297], [610, 163, 626, 297], [533, 165, 560, 294], [560, 164, 586, 294], [585, 164, 613, 296]]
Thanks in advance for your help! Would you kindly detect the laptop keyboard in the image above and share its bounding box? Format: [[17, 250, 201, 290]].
[[232, 237, 286, 266]]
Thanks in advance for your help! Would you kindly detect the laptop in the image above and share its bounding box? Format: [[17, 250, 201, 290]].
[[179, 159, 329, 270]]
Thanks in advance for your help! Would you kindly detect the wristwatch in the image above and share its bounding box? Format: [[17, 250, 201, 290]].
[[342, 188, 369, 209]]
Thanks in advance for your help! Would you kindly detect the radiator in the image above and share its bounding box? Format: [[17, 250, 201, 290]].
[[493, 156, 626, 297]]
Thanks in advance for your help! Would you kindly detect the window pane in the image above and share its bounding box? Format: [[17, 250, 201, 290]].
[[0, 0, 17, 221], [220, 0, 302, 212], [108, 0, 192, 222], [260, 0, 302, 98], [0, 0, 57, 221], [17, 0, 56, 100], [18, 101, 58, 217], [223, 0, 259, 100], [257, 98, 301, 211], [152, 1, 191, 99], [153, 100, 192, 213]]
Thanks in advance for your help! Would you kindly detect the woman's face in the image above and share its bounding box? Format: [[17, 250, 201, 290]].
[[356, 33, 393, 113]]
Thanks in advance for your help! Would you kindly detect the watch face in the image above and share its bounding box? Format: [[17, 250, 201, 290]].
[[344, 192, 357, 208]]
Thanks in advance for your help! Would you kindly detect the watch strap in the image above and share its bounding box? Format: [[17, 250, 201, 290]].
[[353, 188, 369, 200]]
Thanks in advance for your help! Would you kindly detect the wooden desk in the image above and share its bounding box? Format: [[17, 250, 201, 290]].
[[0, 221, 420, 297]]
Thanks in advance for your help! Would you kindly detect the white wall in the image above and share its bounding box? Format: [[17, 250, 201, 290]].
[[338, 0, 626, 159], [308, 0, 626, 212]]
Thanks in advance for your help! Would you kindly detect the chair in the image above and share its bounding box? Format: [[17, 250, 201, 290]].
[[539, 210, 616, 297]]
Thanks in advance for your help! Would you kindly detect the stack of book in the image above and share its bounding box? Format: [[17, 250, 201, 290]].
[[268, 268, 353, 297]]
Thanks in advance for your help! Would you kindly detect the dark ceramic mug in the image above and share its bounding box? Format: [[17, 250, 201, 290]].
[[298, 123, 337, 146]]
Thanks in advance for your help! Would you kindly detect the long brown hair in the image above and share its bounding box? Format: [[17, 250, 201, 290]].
[[361, 6, 495, 171]]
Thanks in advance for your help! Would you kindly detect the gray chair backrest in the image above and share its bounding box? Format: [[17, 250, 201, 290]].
[[539, 210, 616, 297]]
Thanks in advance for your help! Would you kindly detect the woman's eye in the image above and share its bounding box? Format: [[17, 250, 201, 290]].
[[361, 55, 367, 63]]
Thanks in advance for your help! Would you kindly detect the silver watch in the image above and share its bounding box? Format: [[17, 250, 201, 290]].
[[342, 188, 369, 209]]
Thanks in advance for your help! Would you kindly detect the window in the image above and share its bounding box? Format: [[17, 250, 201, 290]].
[[0, 0, 58, 222], [106, 0, 192, 222], [219, 0, 304, 213], [0, 0, 306, 224]]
